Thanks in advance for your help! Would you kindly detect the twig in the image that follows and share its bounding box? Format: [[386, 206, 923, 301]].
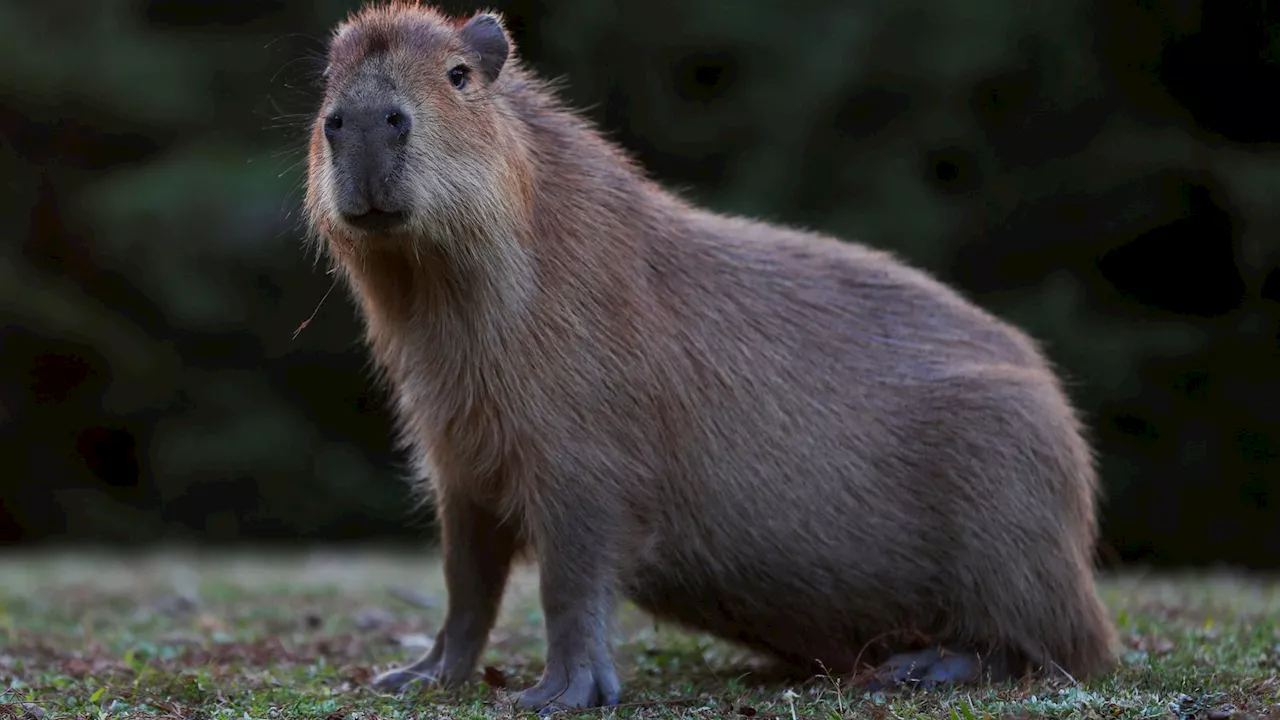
[[293, 270, 340, 339]]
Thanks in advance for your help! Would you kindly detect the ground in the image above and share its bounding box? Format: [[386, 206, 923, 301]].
[[1, 550, 1278, 719]]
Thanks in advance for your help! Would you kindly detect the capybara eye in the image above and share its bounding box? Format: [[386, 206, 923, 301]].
[[323, 114, 342, 140], [448, 65, 469, 90]]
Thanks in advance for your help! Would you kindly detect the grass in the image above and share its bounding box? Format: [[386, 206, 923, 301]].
[[1, 550, 1279, 719]]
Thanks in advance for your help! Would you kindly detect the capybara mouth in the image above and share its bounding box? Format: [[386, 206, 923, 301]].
[[341, 209, 407, 233]]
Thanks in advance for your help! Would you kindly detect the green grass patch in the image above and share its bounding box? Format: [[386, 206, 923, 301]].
[[1, 550, 1278, 719]]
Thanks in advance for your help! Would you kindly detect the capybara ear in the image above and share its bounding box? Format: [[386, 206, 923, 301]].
[[459, 12, 509, 82]]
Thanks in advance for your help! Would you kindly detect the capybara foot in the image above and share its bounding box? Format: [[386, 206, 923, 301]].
[[864, 647, 998, 691], [371, 641, 474, 693], [372, 665, 434, 693], [513, 661, 621, 714]]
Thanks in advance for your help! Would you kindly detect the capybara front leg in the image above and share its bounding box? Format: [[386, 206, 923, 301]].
[[513, 521, 620, 713], [372, 493, 519, 693]]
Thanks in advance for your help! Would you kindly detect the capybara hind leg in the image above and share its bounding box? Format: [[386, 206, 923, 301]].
[[863, 647, 1010, 692], [372, 494, 519, 693]]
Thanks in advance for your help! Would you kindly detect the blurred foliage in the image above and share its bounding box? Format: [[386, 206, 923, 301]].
[[1, 0, 1278, 566]]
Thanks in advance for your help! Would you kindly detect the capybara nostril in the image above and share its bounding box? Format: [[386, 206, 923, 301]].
[[385, 110, 410, 138]]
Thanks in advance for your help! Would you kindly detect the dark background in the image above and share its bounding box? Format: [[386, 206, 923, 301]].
[[2, 0, 1278, 568]]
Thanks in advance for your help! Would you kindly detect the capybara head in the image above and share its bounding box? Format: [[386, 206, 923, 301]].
[[306, 3, 520, 246]]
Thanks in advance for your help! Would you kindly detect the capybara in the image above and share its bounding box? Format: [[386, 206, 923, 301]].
[[303, 2, 1118, 712]]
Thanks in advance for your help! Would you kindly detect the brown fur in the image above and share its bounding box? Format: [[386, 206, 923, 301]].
[[303, 1, 1118, 710]]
